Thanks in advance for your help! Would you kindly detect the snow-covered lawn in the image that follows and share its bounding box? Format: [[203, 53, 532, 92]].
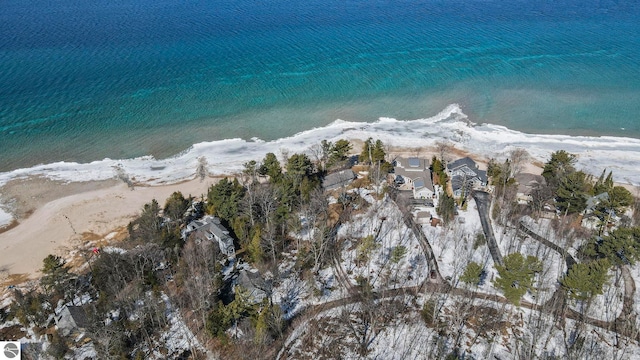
[[337, 195, 428, 290]]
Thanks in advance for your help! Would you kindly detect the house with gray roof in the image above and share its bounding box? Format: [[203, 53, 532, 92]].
[[394, 157, 435, 200], [55, 306, 89, 336], [235, 269, 271, 305], [184, 216, 236, 260], [447, 157, 487, 197], [323, 169, 357, 191]]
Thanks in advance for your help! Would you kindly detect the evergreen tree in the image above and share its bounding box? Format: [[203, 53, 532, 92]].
[[286, 153, 314, 180], [206, 301, 232, 338], [207, 178, 246, 222], [320, 140, 333, 164], [592, 169, 612, 195], [359, 138, 386, 164], [584, 227, 640, 265], [556, 170, 589, 214], [359, 138, 374, 164], [327, 139, 352, 168], [372, 139, 386, 163], [436, 192, 456, 224], [494, 253, 542, 305], [40, 255, 73, 298], [460, 262, 483, 286], [430, 156, 448, 186], [542, 150, 577, 190], [259, 152, 283, 182], [163, 191, 190, 223], [561, 259, 610, 301], [595, 185, 635, 220], [129, 199, 163, 242]]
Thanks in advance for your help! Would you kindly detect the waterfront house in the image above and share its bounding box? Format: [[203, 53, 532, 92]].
[[447, 157, 487, 197]]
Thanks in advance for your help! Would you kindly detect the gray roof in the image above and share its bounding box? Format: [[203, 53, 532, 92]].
[[187, 216, 236, 258], [323, 169, 356, 191], [56, 306, 89, 333], [66, 306, 89, 328], [236, 269, 270, 304], [448, 157, 487, 184], [447, 157, 479, 172], [408, 157, 421, 168], [515, 173, 545, 194], [476, 169, 488, 184], [586, 192, 610, 211]]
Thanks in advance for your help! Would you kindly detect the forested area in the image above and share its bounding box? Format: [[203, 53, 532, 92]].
[[4, 142, 640, 360]]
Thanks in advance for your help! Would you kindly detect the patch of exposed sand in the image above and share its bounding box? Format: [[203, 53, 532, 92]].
[[0, 176, 217, 280]]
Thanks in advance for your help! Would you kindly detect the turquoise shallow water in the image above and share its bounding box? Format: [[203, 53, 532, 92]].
[[1, 0, 639, 171]]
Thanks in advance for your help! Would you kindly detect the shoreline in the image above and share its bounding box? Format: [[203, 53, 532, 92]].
[[0, 177, 215, 283], [3, 107, 640, 281]]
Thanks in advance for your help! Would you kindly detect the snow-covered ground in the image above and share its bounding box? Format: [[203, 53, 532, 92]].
[[423, 199, 486, 284], [627, 264, 640, 329], [152, 293, 207, 359], [337, 195, 428, 290], [283, 291, 640, 360]]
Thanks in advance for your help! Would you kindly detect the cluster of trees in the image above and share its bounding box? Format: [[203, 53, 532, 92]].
[[212, 151, 322, 265], [541, 150, 633, 217], [359, 137, 393, 174], [8, 190, 203, 359], [318, 139, 352, 170], [431, 151, 455, 224], [487, 158, 517, 200], [582, 227, 640, 266], [436, 192, 456, 224], [430, 156, 448, 186], [559, 226, 640, 308]]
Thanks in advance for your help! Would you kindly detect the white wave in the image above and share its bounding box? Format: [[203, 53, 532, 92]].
[[1, 103, 640, 192]]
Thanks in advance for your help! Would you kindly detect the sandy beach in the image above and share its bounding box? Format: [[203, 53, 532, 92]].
[[0, 143, 541, 284], [2, 105, 640, 284], [0, 176, 215, 282]]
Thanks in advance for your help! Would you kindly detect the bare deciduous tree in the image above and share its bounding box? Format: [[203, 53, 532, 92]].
[[176, 238, 223, 329], [435, 140, 454, 162], [509, 148, 530, 178]]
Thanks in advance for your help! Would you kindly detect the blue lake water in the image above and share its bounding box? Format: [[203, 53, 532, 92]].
[[1, 0, 639, 171]]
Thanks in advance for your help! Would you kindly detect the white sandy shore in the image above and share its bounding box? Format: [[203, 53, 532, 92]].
[[2, 103, 640, 280], [0, 178, 214, 281]]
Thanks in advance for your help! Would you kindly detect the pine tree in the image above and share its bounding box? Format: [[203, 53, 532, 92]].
[[40, 255, 72, 298], [586, 227, 640, 265], [327, 139, 352, 168], [436, 192, 456, 224], [542, 150, 577, 190], [556, 170, 589, 214], [561, 259, 610, 301], [163, 191, 190, 223], [460, 262, 483, 286], [207, 178, 246, 221], [494, 253, 542, 305], [259, 152, 283, 182]]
